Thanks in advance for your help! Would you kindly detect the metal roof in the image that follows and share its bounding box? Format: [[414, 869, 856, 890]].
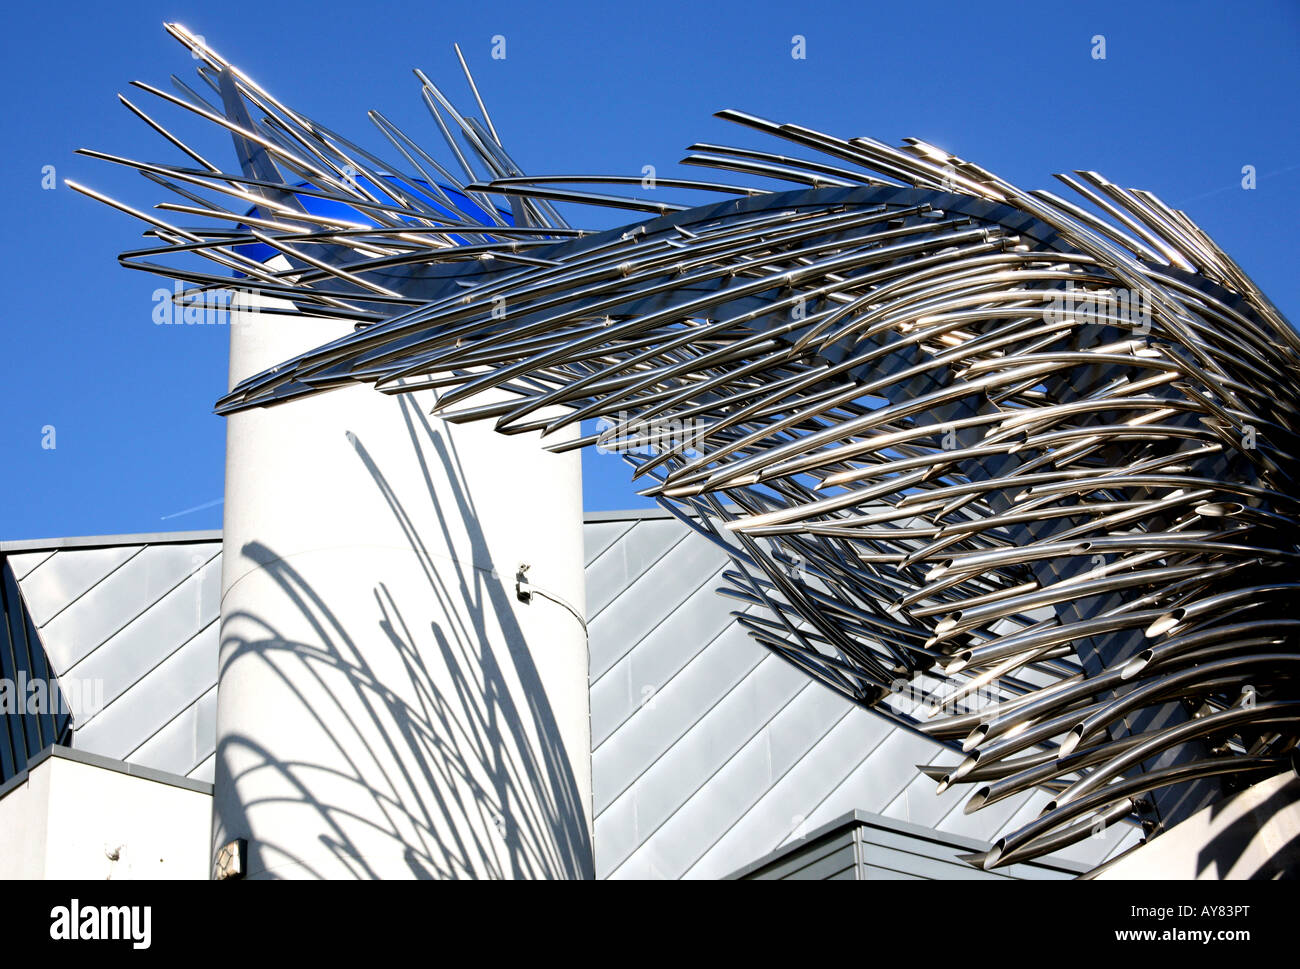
[[583, 512, 1138, 878], [727, 809, 1086, 880], [6, 533, 221, 783], [2, 511, 1141, 877]]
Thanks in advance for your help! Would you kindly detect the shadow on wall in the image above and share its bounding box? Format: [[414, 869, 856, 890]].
[[1196, 771, 1300, 879], [214, 395, 592, 879]]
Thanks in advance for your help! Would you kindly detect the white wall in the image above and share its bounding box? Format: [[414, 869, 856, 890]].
[[1097, 770, 1300, 880], [0, 760, 51, 879], [0, 751, 210, 879]]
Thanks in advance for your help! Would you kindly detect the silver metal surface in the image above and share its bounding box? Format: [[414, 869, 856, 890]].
[[10, 536, 222, 782], [79, 24, 1300, 872]]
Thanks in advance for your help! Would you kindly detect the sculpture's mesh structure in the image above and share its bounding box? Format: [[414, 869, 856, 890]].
[[78, 24, 1300, 872]]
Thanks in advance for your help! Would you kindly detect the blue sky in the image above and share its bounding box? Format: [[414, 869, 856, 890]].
[[1, 0, 1297, 540]]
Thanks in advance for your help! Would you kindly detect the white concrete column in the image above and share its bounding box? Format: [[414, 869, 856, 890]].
[[212, 288, 592, 879]]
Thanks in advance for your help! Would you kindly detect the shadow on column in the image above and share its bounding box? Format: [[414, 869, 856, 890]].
[[214, 395, 592, 879]]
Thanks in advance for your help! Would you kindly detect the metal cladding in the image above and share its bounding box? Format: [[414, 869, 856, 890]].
[[79, 24, 1300, 872]]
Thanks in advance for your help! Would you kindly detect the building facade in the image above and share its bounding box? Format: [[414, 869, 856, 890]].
[[0, 511, 1139, 878]]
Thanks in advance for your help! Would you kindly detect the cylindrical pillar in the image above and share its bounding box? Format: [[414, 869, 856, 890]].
[[211, 288, 592, 879]]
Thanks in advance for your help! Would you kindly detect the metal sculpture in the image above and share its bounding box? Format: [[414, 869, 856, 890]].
[[76, 23, 1300, 872]]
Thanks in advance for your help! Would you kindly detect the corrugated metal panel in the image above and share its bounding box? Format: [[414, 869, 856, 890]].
[[585, 519, 688, 620], [586, 515, 1138, 879], [858, 824, 1016, 881], [4, 550, 54, 581], [734, 811, 1084, 880], [17, 544, 139, 627], [861, 865, 925, 879], [37, 544, 217, 672], [7, 517, 1141, 876], [583, 520, 637, 567], [0, 556, 73, 783], [746, 834, 858, 880], [191, 752, 216, 783], [72, 619, 219, 767], [12, 536, 221, 781], [128, 685, 218, 778]]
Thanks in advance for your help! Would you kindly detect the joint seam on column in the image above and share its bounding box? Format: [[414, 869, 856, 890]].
[[219, 543, 580, 615]]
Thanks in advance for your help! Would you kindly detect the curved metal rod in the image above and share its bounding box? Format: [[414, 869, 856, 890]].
[[79, 25, 1300, 874]]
